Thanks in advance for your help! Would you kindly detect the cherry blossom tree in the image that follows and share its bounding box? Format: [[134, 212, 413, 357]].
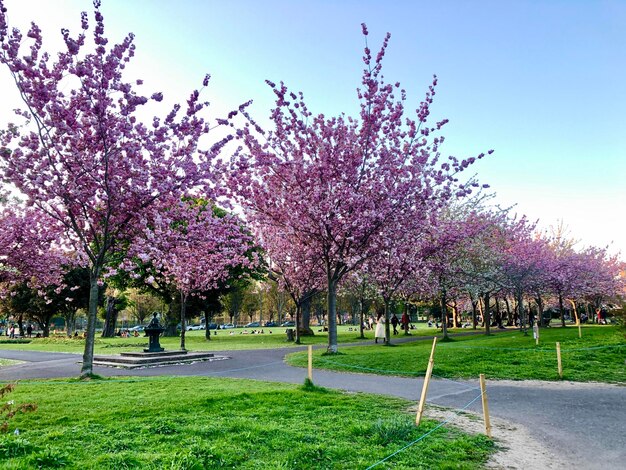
[[340, 272, 377, 339], [557, 246, 624, 323], [123, 197, 256, 350], [0, 206, 70, 291], [231, 25, 490, 353], [0, 1, 240, 375], [492, 218, 551, 334], [364, 214, 430, 344], [261, 226, 324, 343]]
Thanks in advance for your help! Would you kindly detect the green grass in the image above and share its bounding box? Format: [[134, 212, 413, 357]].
[[1, 377, 494, 469], [0, 325, 440, 355], [0, 359, 22, 367], [287, 326, 626, 383]]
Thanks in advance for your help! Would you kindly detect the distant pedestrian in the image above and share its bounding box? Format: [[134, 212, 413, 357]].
[[368, 316, 374, 330], [391, 314, 399, 335], [401, 312, 410, 335], [9, 325, 15, 339], [375, 316, 386, 344], [26, 324, 32, 337]]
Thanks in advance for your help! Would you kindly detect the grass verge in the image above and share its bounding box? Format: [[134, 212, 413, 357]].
[[1, 376, 493, 469], [0, 325, 442, 355], [0, 359, 23, 367], [287, 326, 626, 383]]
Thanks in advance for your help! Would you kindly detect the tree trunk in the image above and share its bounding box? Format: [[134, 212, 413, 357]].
[[558, 293, 566, 327], [440, 288, 449, 340], [484, 292, 491, 335], [359, 298, 365, 339], [327, 277, 338, 353], [204, 311, 211, 341], [64, 310, 77, 336], [80, 272, 100, 378], [535, 295, 545, 326], [163, 303, 178, 337], [299, 293, 314, 336], [504, 297, 513, 326], [469, 292, 478, 330], [477, 296, 484, 326], [102, 295, 118, 338], [17, 315, 24, 337], [42, 321, 50, 338], [494, 297, 502, 328], [295, 304, 301, 345], [518, 292, 527, 335], [180, 292, 187, 351]]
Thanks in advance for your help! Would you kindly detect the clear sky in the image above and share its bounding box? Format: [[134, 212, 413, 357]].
[[1, 0, 625, 257]]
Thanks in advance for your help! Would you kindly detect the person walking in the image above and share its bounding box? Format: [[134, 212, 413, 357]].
[[391, 314, 399, 335], [401, 312, 410, 335], [375, 316, 386, 344], [26, 324, 33, 338]]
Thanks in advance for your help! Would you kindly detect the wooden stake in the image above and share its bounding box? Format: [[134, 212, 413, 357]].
[[416, 337, 437, 426], [556, 342, 563, 379], [479, 374, 492, 438], [307, 345, 313, 381]]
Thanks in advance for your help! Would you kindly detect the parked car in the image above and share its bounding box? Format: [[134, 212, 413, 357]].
[[222, 323, 235, 329], [281, 321, 296, 327], [128, 325, 144, 332], [264, 321, 277, 327], [186, 324, 203, 331], [205, 323, 218, 330], [244, 321, 261, 328]]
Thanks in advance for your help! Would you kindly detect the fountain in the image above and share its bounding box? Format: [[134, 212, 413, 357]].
[[92, 312, 226, 369]]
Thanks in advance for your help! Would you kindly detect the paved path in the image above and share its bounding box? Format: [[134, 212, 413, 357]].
[[1, 345, 624, 469]]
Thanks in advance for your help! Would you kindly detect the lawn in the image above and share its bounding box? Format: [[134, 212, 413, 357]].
[[0, 359, 21, 367], [0, 324, 442, 355], [287, 326, 626, 383], [1, 377, 494, 469]]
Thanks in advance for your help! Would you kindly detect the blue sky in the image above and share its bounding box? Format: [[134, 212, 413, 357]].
[[1, 0, 625, 256]]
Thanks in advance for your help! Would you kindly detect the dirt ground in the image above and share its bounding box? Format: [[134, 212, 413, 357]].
[[423, 406, 576, 469]]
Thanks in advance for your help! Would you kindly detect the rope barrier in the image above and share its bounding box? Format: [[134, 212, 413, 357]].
[[365, 390, 485, 469], [309, 343, 624, 381], [431, 373, 481, 391], [441, 343, 626, 352], [314, 357, 425, 377]]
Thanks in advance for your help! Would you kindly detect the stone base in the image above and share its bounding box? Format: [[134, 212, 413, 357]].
[[123, 350, 183, 358], [93, 350, 228, 369]]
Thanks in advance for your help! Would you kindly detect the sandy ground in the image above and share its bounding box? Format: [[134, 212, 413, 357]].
[[422, 405, 577, 470]]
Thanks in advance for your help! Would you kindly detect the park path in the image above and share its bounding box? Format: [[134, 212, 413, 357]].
[[0, 342, 624, 470]]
